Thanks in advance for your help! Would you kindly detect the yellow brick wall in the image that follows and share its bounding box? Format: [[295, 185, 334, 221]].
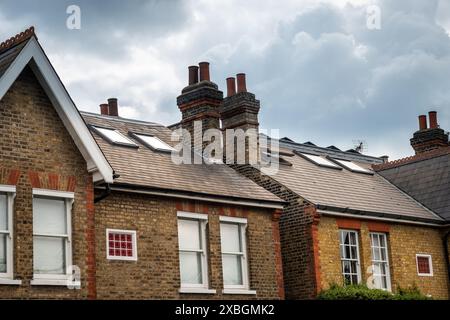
[[316, 216, 449, 299]]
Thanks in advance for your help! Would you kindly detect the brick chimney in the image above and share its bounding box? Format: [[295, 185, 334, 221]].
[[99, 103, 109, 116], [107, 98, 119, 117], [219, 73, 260, 164], [410, 111, 449, 154], [177, 62, 223, 151]]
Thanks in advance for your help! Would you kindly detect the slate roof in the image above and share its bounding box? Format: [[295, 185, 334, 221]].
[[264, 141, 444, 223], [0, 27, 35, 78], [276, 136, 385, 164], [81, 112, 283, 206], [375, 147, 450, 221]]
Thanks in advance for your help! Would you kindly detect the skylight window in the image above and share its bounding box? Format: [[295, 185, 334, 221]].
[[332, 159, 373, 174], [298, 153, 341, 169], [92, 126, 137, 147], [131, 133, 175, 152]]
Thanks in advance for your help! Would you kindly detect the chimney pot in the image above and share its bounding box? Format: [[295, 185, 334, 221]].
[[107, 98, 118, 117], [429, 111, 438, 129], [236, 73, 247, 93], [188, 65, 199, 85], [199, 62, 210, 82], [418, 115, 427, 130], [100, 103, 109, 116], [226, 77, 236, 97]]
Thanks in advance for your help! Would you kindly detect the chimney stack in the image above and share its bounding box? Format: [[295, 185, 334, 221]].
[[429, 111, 438, 129], [100, 103, 109, 116], [107, 98, 119, 117], [418, 115, 427, 130], [199, 62, 210, 82], [188, 65, 199, 85], [220, 72, 260, 165], [410, 110, 449, 154], [236, 73, 247, 93], [177, 62, 223, 152], [226, 77, 236, 97]]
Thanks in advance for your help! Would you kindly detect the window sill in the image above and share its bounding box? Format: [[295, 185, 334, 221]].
[[30, 278, 80, 287], [222, 289, 257, 295], [179, 287, 217, 294], [0, 278, 22, 285]]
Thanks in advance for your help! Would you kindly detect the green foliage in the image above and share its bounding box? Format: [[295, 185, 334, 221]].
[[317, 283, 431, 300]]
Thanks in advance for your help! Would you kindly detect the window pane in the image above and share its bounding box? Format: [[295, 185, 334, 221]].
[[220, 223, 241, 253], [178, 219, 201, 250], [349, 232, 357, 245], [0, 234, 6, 273], [33, 198, 66, 235], [0, 194, 7, 231], [350, 246, 357, 260], [222, 254, 243, 285], [371, 234, 379, 247], [342, 232, 350, 245], [179, 251, 202, 284], [373, 247, 381, 261], [33, 236, 65, 274]]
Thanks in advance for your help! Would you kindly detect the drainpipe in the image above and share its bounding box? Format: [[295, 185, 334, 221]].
[[444, 231, 450, 283], [94, 173, 120, 204], [94, 183, 111, 204]]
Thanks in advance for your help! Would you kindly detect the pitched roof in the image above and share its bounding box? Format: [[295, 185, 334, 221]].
[[81, 112, 283, 207], [0, 27, 35, 78], [0, 28, 114, 183], [263, 146, 443, 224], [274, 136, 385, 164], [375, 147, 450, 221]]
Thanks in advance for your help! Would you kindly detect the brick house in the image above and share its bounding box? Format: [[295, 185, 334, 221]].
[[374, 111, 450, 295], [213, 75, 450, 299], [0, 28, 285, 299]]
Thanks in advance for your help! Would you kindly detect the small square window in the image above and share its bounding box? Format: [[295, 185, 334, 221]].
[[106, 229, 137, 261], [416, 254, 433, 276]]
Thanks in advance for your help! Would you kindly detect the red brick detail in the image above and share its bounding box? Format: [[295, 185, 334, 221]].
[[200, 203, 209, 214], [272, 209, 285, 299], [48, 173, 59, 190], [367, 221, 390, 233], [66, 176, 76, 192], [175, 202, 183, 211], [7, 169, 20, 185], [336, 218, 361, 230], [85, 176, 96, 300], [28, 171, 41, 188], [307, 205, 322, 295], [373, 146, 450, 171]]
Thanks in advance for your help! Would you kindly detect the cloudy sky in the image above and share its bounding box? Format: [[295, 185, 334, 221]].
[[1, 0, 449, 160]]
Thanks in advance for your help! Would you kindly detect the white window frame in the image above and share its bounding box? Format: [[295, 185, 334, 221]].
[[369, 232, 391, 291], [416, 254, 433, 277], [219, 216, 255, 294], [177, 212, 215, 294], [106, 229, 138, 261], [339, 229, 362, 285], [0, 185, 21, 285], [31, 189, 74, 286]]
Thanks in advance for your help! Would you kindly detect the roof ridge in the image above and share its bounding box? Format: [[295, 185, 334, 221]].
[[373, 146, 450, 171], [0, 26, 36, 54]]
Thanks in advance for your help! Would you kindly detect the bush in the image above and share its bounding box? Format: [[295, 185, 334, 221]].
[[317, 283, 431, 300]]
